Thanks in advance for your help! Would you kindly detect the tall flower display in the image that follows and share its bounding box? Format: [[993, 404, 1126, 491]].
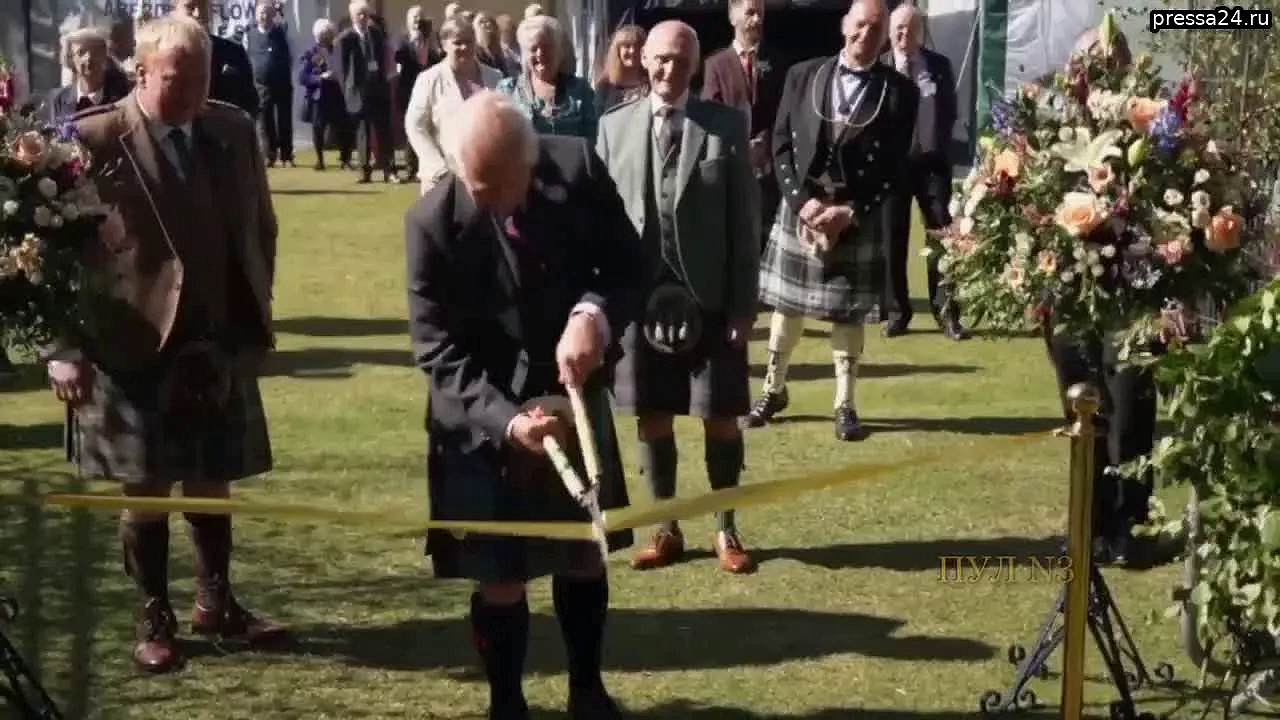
[[929, 13, 1265, 354]]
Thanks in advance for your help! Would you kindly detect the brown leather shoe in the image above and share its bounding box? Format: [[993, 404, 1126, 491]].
[[192, 593, 289, 647], [630, 527, 684, 570], [714, 530, 757, 574], [134, 598, 182, 673]]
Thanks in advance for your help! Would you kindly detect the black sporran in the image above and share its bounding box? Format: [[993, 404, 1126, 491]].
[[642, 283, 702, 355], [157, 341, 233, 424]]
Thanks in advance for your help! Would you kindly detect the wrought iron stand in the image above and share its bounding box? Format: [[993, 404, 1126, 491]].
[[978, 562, 1175, 718], [0, 595, 63, 720]]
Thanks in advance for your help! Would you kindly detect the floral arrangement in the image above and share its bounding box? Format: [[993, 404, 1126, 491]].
[[1, 53, 108, 354], [927, 12, 1266, 353], [1131, 279, 1280, 646]]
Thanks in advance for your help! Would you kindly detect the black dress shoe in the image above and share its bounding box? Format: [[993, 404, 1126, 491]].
[[488, 697, 530, 720], [569, 684, 623, 720], [882, 317, 911, 337], [744, 387, 789, 428], [356, 175, 372, 184], [835, 405, 867, 441]]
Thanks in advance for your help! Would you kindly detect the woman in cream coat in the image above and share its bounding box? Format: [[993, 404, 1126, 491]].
[[404, 16, 503, 194]]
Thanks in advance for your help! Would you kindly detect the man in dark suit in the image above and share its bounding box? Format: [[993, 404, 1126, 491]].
[[881, 3, 967, 339], [172, 0, 260, 117], [45, 28, 130, 124], [338, 0, 396, 183], [56, 14, 284, 675], [246, 2, 294, 166], [747, 0, 918, 440], [701, 0, 788, 251], [407, 90, 647, 720], [597, 21, 761, 574]]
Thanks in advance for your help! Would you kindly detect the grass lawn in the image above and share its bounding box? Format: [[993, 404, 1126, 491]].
[[0, 156, 1257, 719]]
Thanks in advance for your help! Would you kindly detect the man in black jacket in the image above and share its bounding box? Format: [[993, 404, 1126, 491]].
[[880, 3, 967, 339], [406, 90, 647, 720], [246, 2, 294, 165], [172, 0, 260, 117], [338, 0, 396, 182]]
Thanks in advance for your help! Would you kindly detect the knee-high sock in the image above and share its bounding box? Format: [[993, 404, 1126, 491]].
[[639, 436, 678, 532], [185, 513, 232, 608], [705, 434, 745, 532], [830, 322, 866, 409], [120, 516, 170, 600], [552, 574, 609, 692], [762, 312, 804, 394], [471, 592, 529, 712]]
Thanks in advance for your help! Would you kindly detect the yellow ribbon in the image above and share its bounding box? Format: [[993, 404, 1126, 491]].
[[10, 430, 1054, 543]]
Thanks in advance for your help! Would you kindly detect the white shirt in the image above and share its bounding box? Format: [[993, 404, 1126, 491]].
[[138, 98, 194, 181], [831, 53, 873, 122], [650, 89, 689, 140]]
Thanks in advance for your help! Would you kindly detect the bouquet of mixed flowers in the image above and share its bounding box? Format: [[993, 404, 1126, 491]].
[[928, 12, 1267, 354], [0, 54, 109, 355]]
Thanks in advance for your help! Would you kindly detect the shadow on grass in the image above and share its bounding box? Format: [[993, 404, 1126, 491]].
[[0, 364, 50, 394], [261, 348, 414, 378], [0, 423, 63, 451], [0, 475, 112, 719], [274, 316, 408, 337], [747, 362, 979, 381], [530, 702, 1061, 720], [754, 536, 1065, 571], [764, 415, 1062, 436], [294, 607, 997, 674]]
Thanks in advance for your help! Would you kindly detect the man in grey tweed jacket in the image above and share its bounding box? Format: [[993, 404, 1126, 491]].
[[748, 0, 917, 441]]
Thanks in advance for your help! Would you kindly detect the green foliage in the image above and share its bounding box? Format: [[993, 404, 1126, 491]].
[[1133, 279, 1280, 644]]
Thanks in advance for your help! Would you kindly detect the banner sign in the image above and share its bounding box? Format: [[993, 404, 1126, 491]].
[[101, 0, 263, 39]]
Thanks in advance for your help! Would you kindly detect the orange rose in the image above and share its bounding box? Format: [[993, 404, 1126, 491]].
[[1087, 164, 1114, 193], [1205, 206, 1244, 253], [12, 131, 46, 168], [993, 149, 1021, 179], [1055, 192, 1108, 238], [1126, 97, 1166, 133]]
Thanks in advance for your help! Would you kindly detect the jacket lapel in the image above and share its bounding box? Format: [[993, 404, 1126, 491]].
[[675, 100, 708, 205], [804, 57, 837, 150], [618, 100, 651, 223], [118, 97, 182, 256]]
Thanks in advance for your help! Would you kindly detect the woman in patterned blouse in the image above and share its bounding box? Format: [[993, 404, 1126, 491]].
[[496, 15, 596, 140]]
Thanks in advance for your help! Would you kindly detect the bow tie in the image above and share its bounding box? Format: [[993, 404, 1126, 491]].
[[839, 65, 872, 80]]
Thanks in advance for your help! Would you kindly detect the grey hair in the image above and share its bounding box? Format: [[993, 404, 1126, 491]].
[[516, 14, 561, 60], [523, 3, 545, 18], [439, 16, 475, 43], [61, 27, 110, 73], [451, 91, 540, 175], [312, 18, 336, 41], [135, 15, 211, 67], [348, 0, 372, 17]]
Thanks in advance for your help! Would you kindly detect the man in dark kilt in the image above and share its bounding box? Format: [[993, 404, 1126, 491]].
[[49, 15, 285, 674], [406, 90, 648, 719], [746, 0, 918, 441], [596, 21, 761, 574]]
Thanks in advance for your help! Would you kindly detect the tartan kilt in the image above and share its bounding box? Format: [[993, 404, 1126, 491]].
[[425, 379, 633, 583], [67, 356, 272, 484], [757, 198, 885, 324]]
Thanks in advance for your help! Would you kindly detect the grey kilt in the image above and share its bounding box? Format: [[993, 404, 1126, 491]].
[[757, 198, 885, 324], [425, 380, 633, 583], [611, 313, 750, 419], [67, 356, 272, 484]]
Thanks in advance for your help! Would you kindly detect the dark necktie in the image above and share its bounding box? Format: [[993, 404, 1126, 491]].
[[169, 127, 194, 181], [658, 108, 681, 160], [741, 50, 756, 105]]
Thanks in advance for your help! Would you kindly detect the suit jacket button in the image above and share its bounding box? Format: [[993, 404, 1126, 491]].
[[866, 153, 874, 161], [883, 181, 891, 189], [863, 205, 871, 212], [874, 140, 880, 148], [791, 190, 799, 196], [857, 169, 864, 176]]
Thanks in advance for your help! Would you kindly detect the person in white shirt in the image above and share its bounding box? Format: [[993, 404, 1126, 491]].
[[45, 28, 130, 124]]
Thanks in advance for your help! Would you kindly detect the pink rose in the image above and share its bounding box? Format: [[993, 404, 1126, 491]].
[[13, 131, 47, 169], [1156, 236, 1190, 265]]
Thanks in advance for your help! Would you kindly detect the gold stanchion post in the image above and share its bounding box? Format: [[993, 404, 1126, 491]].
[[1060, 382, 1100, 720]]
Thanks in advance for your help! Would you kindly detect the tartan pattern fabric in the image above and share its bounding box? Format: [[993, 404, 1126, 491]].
[[757, 198, 885, 324], [68, 361, 272, 484]]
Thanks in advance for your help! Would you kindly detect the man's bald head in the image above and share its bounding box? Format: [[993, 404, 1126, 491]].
[[642, 20, 699, 102], [842, 0, 888, 68], [889, 3, 922, 56], [452, 91, 538, 215]]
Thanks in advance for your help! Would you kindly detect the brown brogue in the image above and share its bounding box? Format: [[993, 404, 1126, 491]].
[[134, 598, 182, 673], [714, 530, 757, 574], [192, 593, 289, 647], [630, 527, 685, 570]]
